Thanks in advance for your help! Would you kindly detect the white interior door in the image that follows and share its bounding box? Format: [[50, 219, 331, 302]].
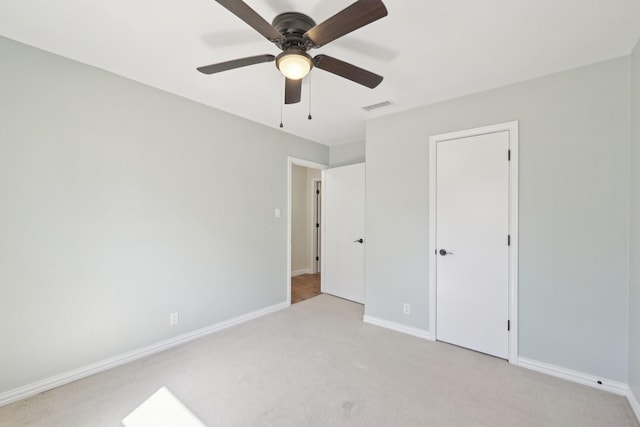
[[322, 163, 365, 304], [435, 131, 510, 359]]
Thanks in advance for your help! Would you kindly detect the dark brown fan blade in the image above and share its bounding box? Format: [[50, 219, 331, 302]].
[[314, 54, 383, 88], [304, 0, 387, 48], [214, 0, 285, 43], [197, 54, 275, 74], [284, 78, 302, 104]]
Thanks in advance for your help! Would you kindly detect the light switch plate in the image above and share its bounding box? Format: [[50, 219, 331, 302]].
[[169, 312, 179, 325]]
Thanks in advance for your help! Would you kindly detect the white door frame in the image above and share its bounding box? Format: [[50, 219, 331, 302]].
[[311, 179, 322, 274], [428, 121, 519, 363], [287, 157, 328, 306]]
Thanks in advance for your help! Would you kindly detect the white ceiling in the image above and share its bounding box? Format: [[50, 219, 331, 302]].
[[1, 1, 639, 146]]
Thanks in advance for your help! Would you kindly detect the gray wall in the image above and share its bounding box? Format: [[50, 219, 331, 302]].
[[0, 36, 328, 394], [329, 140, 365, 167], [630, 39, 640, 400], [365, 57, 631, 382]]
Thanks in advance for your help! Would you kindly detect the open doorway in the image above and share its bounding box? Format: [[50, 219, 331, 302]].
[[287, 158, 327, 305]]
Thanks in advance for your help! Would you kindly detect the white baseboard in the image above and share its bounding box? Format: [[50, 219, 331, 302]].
[[517, 357, 628, 396], [0, 301, 289, 408], [629, 387, 640, 422], [363, 315, 434, 341], [291, 269, 313, 277]]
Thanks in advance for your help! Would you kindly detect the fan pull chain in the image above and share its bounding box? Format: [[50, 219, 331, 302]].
[[279, 77, 284, 128], [307, 74, 312, 120]]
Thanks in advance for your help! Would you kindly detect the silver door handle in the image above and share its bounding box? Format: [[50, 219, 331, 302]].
[[439, 249, 453, 256], [354, 238, 364, 244]]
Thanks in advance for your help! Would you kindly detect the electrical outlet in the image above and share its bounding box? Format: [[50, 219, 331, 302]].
[[403, 303, 411, 315], [169, 312, 179, 326]]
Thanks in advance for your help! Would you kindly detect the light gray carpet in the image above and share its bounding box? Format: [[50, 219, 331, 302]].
[[0, 294, 637, 426]]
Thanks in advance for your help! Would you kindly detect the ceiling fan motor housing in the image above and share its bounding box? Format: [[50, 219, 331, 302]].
[[272, 12, 316, 51]]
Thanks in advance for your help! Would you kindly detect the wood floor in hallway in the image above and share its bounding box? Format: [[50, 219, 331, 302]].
[[291, 273, 321, 304]]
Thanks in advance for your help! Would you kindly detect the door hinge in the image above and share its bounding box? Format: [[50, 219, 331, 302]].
[[316, 223, 320, 228], [508, 149, 511, 161], [508, 235, 511, 246], [508, 320, 511, 331], [316, 256, 319, 261], [316, 190, 320, 194]]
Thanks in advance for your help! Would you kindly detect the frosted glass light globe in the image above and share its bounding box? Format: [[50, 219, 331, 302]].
[[277, 53, 312, 80]]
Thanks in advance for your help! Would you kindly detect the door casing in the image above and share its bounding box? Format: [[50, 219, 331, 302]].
[[312, 179, 322, 274], [428, 121, 519, 363]]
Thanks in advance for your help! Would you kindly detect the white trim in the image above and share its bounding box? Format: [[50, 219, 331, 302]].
[[287, 157, 328, 306], [508, 123, 519, 364], [363, 315, 435, 341], [0, 301, 288, 408], [291, 268, 313, 277], [320, 170, 326, 293], [517, 357, 628, 396], [629, 387, 640, 422], [428, 132, 438, 348], [428, 121, 519, 363], [311, 178, 322, 274]]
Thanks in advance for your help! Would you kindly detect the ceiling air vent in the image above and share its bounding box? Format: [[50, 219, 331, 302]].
[[362, 100, 393, 112]]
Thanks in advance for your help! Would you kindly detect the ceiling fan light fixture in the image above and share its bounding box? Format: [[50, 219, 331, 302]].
[[276, 51, 313, 80]]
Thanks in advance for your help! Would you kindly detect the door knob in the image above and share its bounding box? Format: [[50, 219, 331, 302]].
[[354, 238, 364, 244], [439, 249, 453, 256]]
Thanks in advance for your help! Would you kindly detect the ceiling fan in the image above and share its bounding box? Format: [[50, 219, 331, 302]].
[[197, 0, 388, 104]]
